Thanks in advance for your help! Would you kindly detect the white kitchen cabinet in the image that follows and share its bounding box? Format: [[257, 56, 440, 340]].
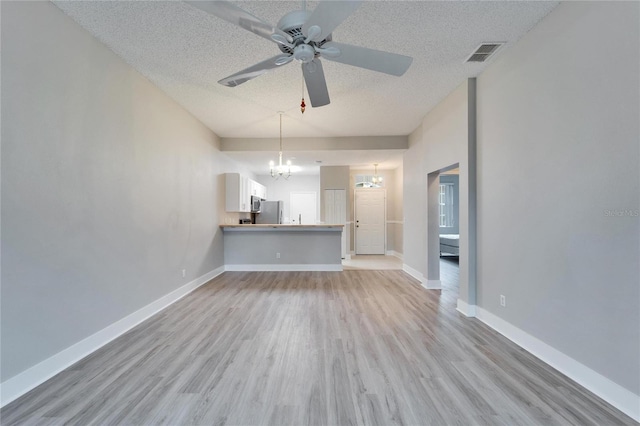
[[225, 173, 251, 212], [226, 174, 268, 212], [258, 182, 266, 199], [249, 180, 267, 199]]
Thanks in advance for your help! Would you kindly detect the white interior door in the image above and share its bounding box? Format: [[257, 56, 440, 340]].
[[290, 191, 317, 224], [324, 189, 346, 258], [355, 189, 386, 254]]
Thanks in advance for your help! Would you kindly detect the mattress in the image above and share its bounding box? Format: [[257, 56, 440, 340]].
[[439, 234, 459, 247]]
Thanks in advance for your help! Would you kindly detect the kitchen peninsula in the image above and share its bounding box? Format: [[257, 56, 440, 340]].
[[220, 224, 344, 271]]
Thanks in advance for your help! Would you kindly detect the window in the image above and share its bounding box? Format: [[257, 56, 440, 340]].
[[439, 183, 455, 227], [354, 175, 384, 188]]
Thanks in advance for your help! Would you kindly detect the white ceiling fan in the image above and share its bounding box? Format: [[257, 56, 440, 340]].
[[184, 0, 413, 108]]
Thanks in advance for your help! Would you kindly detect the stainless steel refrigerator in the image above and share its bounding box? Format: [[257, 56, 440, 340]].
[[255, 201, 283, 224]]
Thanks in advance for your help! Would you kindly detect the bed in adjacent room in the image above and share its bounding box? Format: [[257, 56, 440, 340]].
[[440, 234, 459, 256]]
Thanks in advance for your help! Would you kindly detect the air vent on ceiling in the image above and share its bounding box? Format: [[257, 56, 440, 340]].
[[465, 42, 505, 63]]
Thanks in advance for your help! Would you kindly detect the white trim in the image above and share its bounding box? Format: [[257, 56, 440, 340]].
[[402, 264, 426, 285], [354, 188, 387, 257], [475, 306, 640, 422], [456, 299, 477, 317], [344, 254, 352, 260], [425, 279, 441, 290], [225, 264, 342, 272], [0, 266, 225, 408], [385, 250, 403, 260]]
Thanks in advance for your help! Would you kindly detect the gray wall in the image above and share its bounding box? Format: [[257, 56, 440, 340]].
[[221, 136, 408, 152], [0, 1, 243, 382], [223, 230, 342, 266], [403, 1, 639, 396], [403, 80, 470, 292], [393, 166, 404, 255], [476, 1, 639, 394]]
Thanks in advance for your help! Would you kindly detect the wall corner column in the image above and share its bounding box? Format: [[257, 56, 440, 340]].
[[466, 77, 478, 307]]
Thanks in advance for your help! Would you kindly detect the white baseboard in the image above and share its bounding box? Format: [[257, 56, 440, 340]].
[[456, 299, 477, 317], [402, 265, 442, 291], [225, 264, 342, 272], [386, 250, 403, 260], [402, 265, 442, 290], [344, 254, 352, 260], [475, 306, 640, 422], [424, 279, 441, 290], [402, 264, 425, 285], [0, 266, 225, 408]]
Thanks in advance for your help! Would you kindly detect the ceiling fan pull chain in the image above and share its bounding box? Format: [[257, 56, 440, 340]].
[[301, 73, 306, 114]]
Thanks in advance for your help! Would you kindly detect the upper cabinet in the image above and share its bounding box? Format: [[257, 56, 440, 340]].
[[225, 173, 267, 212], [225, 173, 250, 212], [250, 180, 267, 200]]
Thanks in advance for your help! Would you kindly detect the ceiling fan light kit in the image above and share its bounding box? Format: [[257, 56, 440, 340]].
[[293, 44, 315, 63], [185, 0, 413, 108]]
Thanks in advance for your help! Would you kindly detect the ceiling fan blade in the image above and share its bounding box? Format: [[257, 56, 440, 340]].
[[302, 0, 361, 42], [185, 1, 292, 44], [302, 60, 330, 107], [218, 54, 293, 87], [320, 42, 413, 76]]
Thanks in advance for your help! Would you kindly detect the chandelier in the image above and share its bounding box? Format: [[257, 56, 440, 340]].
[[372, 163, 383, 185], [270, 112, 292, 180]]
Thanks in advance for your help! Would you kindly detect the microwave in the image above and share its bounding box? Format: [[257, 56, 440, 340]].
[[251, 195, 262, 213]]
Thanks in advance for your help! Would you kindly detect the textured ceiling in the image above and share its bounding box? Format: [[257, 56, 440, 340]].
[[52, 0, 558, 142]]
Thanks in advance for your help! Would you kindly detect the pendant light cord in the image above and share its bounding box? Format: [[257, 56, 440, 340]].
[[271, 112, 291, 179], [279, 113, 283, 153]]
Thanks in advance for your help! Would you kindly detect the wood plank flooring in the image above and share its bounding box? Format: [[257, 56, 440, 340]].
[[342, 255, 403, 270], [2, 269, 636, 425]]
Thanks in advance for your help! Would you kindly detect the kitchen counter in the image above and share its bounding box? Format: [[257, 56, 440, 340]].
[[221, 224, 344, 271], [220, 224, 343, 231]]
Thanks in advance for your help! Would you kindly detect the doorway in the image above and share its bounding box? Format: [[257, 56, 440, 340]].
[[439, 168, 460, 302], [290, 191, 317, 225], [354, 188, 386, 254]]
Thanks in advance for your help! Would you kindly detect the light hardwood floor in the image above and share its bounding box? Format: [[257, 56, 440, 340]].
[[2, 269, 636, 425], [342, 255, 403, 270]]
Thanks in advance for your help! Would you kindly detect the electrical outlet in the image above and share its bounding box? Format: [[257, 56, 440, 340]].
[[182, 269, 186, 278], [276, 252, 281, 259], [500, 295, 506, 307]]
